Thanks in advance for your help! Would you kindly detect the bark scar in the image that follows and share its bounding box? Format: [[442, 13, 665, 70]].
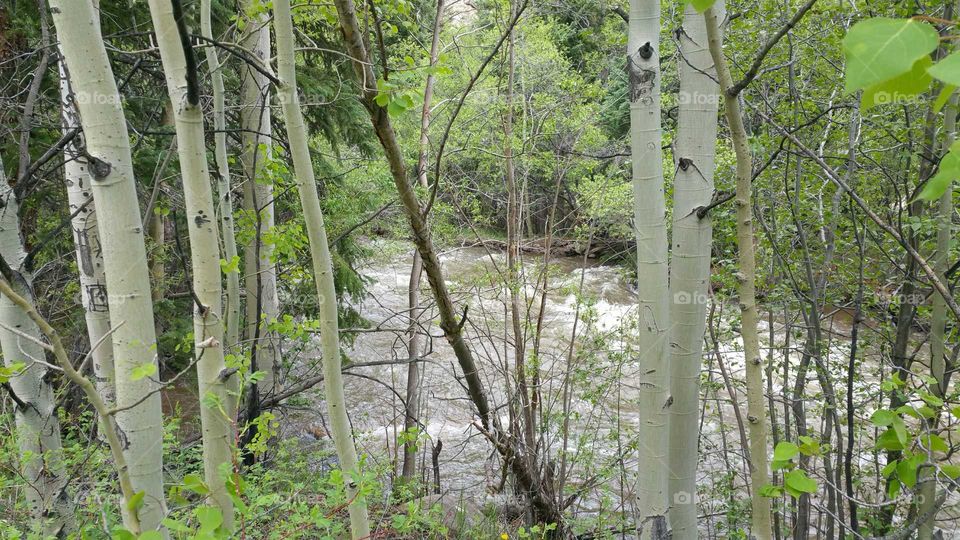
[[627, 48, 656, 105]]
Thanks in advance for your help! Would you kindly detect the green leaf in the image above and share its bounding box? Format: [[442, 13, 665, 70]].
[[0, 362, 25, 383], [843, 18, 938, 93], [920, 147, 960, 201], [896, 454, 925, 488], [219, 255, 240, 275], [871, 409, 897, 427], [138, 532, 163, 540], [195, 506, 223, 533], [929, 51, 960, 86], [759, 483, 783, 498], [933, 84, 957, 112], [127, 490, 145, 512], [183, 473, 210, 495], [784, 469, 818, 497], [887, 478, 902, 499], [922, 433, 949, 453], [940, 464, 960, 479], [688, 0, 717, 12], [387, 99, 407, 116], [861, 56, 932, 110], [161, 518, 190, 533], [111, 530, 136, 540], [876, 428, 905, 451], [130, 363, 157, 381], [798, 436, 822, 456], [892, 416, 909, 445], [920, 392, 945, 408], [773, 442, 800, 461]]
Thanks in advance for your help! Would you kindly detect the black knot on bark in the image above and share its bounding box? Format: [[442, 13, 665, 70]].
[[678, 157, 693, 171], [638, 42, 653, 60], [88, 155, 112, 180]]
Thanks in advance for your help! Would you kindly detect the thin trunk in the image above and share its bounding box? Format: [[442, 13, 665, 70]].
[[145, 0, 235, 526], [704, 7, 773, 539], [240, 0, 280, 398], [846, 202, 865, 536], [503, 0, 535, 461], [272, 1, 371, 536], [148, 205, 166, 303], [202, 0, 242, 417], [402, 0, 445, 485], [918, 89, 956, 540], [667, 3, 723, 537], [51, 0, 169, 533], [628, 0, 670, 535], [0, 158, 75, 537]]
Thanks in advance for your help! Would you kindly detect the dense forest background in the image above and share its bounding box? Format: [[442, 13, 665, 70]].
[[1, 0, 959, 538]]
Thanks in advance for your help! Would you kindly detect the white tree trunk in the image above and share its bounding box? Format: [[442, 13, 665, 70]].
[[272, 1, 371, 536], [0, 157, 75, 538], [628, 0, 671, 536], [201, 0, 241, 420], [667, 3, 723, 537], [49, 0, 168, 533], [58, 48, 115, 410], [145, 0, 235, 527], [240, 0, 281, 397], [704, 7, 773, 539]]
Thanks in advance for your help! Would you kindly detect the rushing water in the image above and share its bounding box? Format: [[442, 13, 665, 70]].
[[278, 242, 958, 535]]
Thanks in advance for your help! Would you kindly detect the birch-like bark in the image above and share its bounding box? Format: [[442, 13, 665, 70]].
[[201, 0, 241, 420], [918, 91, 956, 540], [627, 0, 670, 535], [272, 1, 371, 536], [50, 0, 168, 533], [240, 0, 280, 397], [0, 158, 75, 537], [667, 3, 722, 537], [59, 49, 115, 408], [401, 0, 445, 484], [704, 7, 773, 539], [145, 0, 235, 526]]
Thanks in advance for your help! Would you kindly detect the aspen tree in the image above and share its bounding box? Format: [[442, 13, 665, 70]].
[[240, 0, 281, 397], [272, 1, 371, 536], [144, 0, 235, 526], [667, 2, 723, 537], [627, 0, 671, 535], [201, 0, 241, 419], [59, 49, 115, 408], [0, 157, 75, 537], [704, 7, 773, 538], [49, 0, 168, 533]]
